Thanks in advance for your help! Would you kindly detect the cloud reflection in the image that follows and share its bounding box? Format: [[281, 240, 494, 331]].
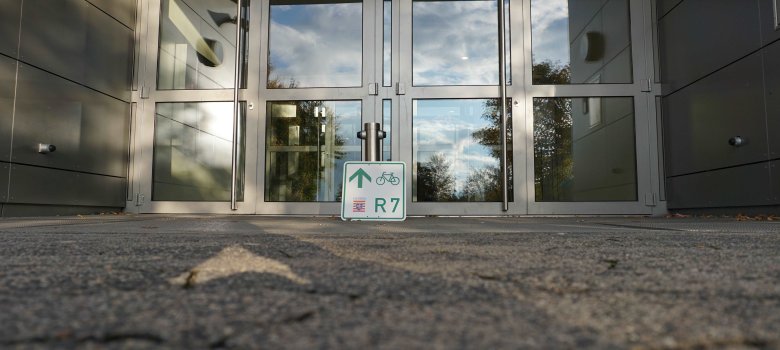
[[268, 2, 362, 88], [530, 0, 570, 67], [413, 0, 499, 86], [414, 100, 499, 194]]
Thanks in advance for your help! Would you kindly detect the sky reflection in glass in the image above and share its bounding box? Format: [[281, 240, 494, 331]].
[[413, 0, 499, 86], [531, 0, 633, 84], [268, 1, 362, 88], [413, 99, 507, 202], [530, 0, 570, 69]]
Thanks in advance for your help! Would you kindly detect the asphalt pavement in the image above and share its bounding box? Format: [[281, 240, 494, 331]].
[[0, 215, 778, 349]]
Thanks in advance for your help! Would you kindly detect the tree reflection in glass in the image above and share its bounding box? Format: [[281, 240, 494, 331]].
[[413, 99, 512, 202], [265, 101, 361, 202], [533, 94, 637, 201], [267, 0, 362, 88]]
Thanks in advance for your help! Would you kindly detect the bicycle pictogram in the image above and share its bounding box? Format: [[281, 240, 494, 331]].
[[376, 171, 400, 186]]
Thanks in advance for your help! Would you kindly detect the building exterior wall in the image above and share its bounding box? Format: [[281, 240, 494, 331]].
[[0, 0, 135, 216], [658, 0, 780, 210]]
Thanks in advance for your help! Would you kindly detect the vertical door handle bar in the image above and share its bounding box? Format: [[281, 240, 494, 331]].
[[497, 0, 509, 212], [230, 0, 243, 211]]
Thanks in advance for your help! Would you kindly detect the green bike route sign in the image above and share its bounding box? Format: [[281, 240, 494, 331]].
[[341, 162, 406, 221]]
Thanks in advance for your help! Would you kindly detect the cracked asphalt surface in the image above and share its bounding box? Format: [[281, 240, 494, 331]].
[[0, 216, 779, 349]]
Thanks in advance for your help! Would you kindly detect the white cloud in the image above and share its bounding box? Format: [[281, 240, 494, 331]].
[[268, 4, 363, 87]]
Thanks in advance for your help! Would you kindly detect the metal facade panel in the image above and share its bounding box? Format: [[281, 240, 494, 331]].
[[0, 162, 8, 202], [86, 0, 136, 29], [13, 64, 130, 178], [656, 0, 682, 19], [0, 0, 21, 58], [667, 162, 773, 209], [18, 0, 132, 101], [664, 52, 769, 177], [7, 164, 125, 207], [0, 55, 15, 162], [658, 0, 761, 93], [773, 161, 780, 203], [83, 3, 133, 101], [759, 0, 780, 45], [765, 40, 780, 159]]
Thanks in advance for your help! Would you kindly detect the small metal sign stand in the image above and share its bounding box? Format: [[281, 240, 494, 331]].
[[341, 123, 406, 221]]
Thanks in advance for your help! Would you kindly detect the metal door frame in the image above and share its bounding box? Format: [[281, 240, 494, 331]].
[[520, 0, 665, 215], [128, 0, 261, 214], [253, 0, 381, 215]]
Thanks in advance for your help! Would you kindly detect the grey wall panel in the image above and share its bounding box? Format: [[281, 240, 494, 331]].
[[658, 0, 761, 93], [656, 0, 683, 19], [0, 162, 8, 202], [766, 36, 780, 159], [773, 161, 780, 202], [0, 0, 22, 58], [0, 55, 15, 162], [84, 4, 133, 101], [18, 0, 87, 87], [664, 52, 769, 177], [18, 0, 132, 101], [7, 164, 125, 207], [759, 0, 780, 45], [568, 0, 608, 40], [87, 0, 136, 29], [12, 64, 130, 178], [1, 204, 123, 217], [667, 162, 773, 209]]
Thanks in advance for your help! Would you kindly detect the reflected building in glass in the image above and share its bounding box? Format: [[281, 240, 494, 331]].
[[530, 0, 632, 85]]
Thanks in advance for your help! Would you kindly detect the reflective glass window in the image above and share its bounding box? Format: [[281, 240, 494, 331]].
[[531, 0, 632, 84], [533, 97, 636, 201], [412, 0, 510, 86], [383, 0, 392, 87], [153, 102, 245, 201], [413, 99, 512, 202], [267, 0, 362, 88], [157, 0, 248, 90], [265, 100, 361, 201], [383, 99, 391, 161]]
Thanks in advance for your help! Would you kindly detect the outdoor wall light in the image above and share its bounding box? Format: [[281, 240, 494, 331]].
[[196, 38, 224, 67], [208, 10, 237, 27], [37, 143, 56, 154], [580, 31, 604, 62]]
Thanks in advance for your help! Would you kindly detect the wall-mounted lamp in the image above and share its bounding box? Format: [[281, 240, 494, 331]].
[[580, 31, 604, 62]]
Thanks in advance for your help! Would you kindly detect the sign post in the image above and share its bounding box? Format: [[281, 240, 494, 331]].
[[341, 161, 406, 221]]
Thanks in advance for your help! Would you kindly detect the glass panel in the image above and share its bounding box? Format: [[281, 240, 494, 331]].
[[413, 99, 512, 202], [265, 100, 361, 201], [533, 97, 636, 201], [530, 0, 632, 85], [382, 99, 391, 161], [503, 0, 511, 85], [157, 0, 248, 90], [413, 0, 508, 86], [153, 102, 245, 201], [267, 0, 362, 88], [382, 0, 392, 87]]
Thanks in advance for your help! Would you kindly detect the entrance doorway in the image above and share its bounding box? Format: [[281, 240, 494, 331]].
[[129, 0, 665, 215]]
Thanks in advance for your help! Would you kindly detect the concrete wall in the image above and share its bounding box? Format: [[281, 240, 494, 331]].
[[657, 0, 780, 211], [0, 0, 135, 216]]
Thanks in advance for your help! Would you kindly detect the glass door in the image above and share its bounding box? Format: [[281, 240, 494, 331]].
[[255, 0, 381, 214], [398, 0, 522, 215], [130, 0, 259, 214], [129, 0, 664, 216]]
